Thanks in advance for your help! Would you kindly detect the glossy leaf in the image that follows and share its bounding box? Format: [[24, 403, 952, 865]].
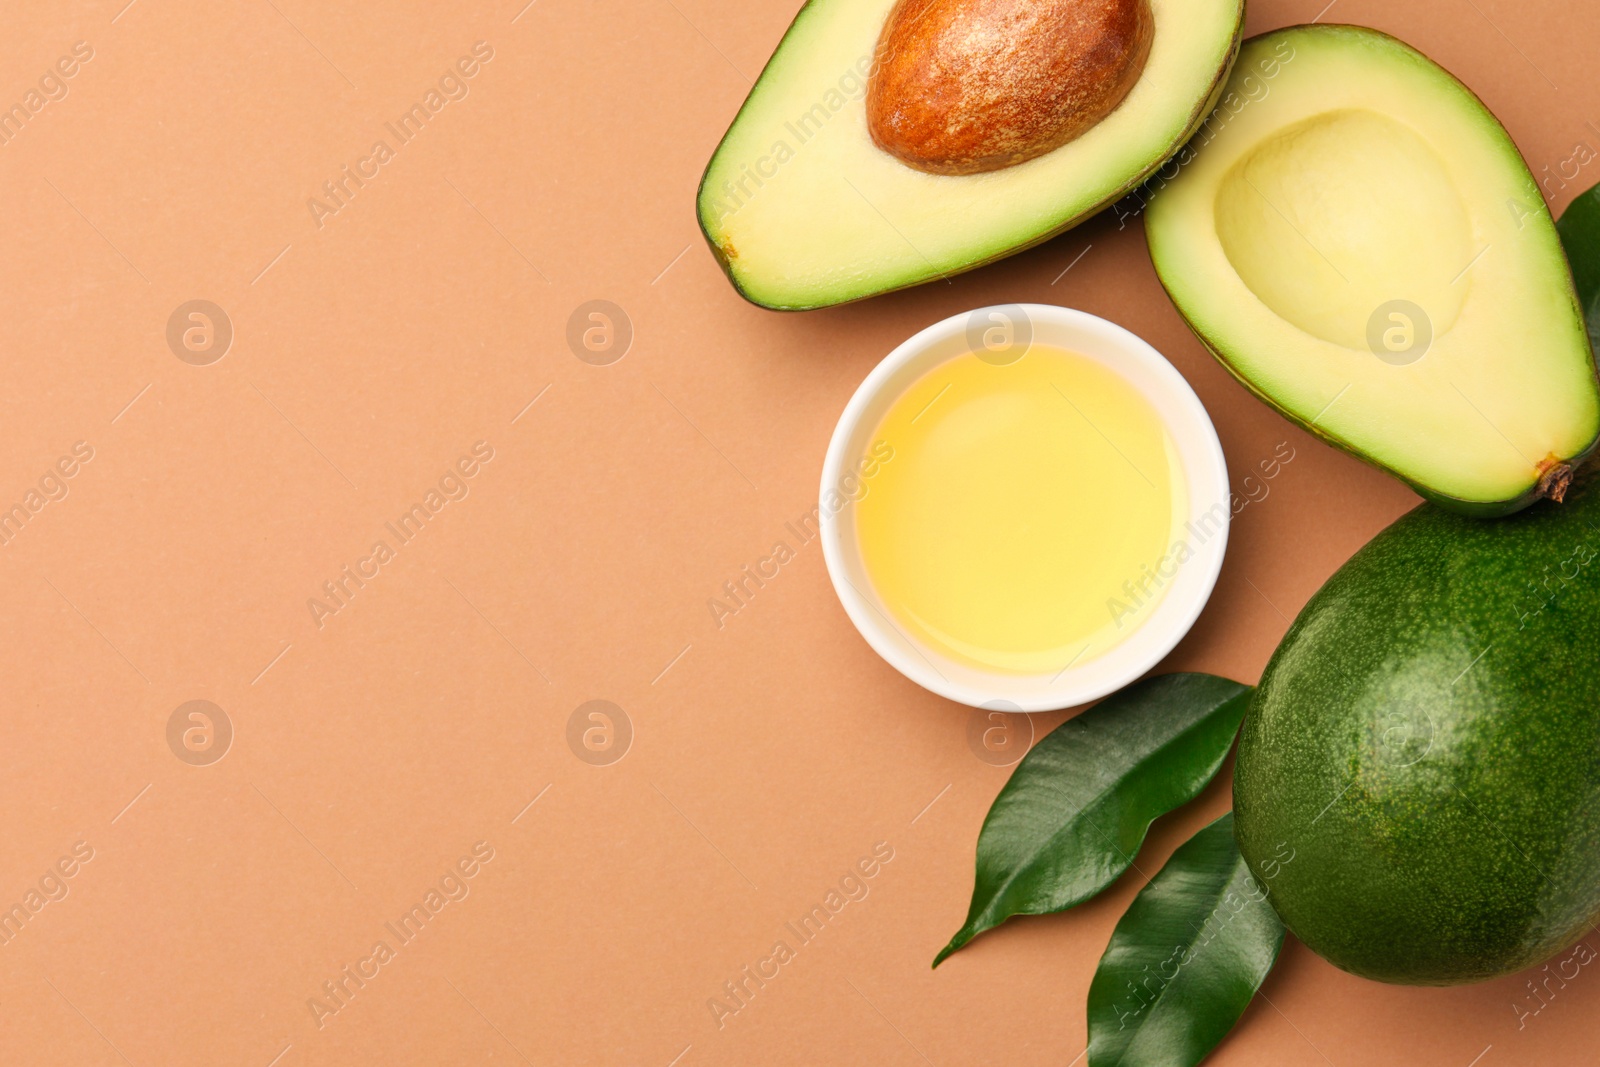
[[1557, 180, 1600, 348], [1086, 812, 1285, 1067], [934, 674, 1250, 967]]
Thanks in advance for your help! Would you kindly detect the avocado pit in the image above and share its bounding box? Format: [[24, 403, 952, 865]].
[[866, 0, 1155, 176]]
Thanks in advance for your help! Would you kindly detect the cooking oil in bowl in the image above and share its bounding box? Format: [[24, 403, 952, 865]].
[[853, 344, 1189, 675]]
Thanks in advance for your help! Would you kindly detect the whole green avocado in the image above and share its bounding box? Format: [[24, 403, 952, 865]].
[[1235, 473, 1600, 984]]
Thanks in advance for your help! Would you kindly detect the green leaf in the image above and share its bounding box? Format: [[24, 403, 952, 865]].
[[933, 673, 1250, 967], [1086, 812, 1285, 1067], [1557, 182, 1600, 349]]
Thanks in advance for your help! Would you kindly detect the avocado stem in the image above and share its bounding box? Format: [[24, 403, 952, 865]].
[[1537, 459, 1573, 503]]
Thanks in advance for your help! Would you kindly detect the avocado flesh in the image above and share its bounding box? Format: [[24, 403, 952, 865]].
[[1146, 25, 1600, 514], [698, 0, 1244, 310], [1235, 473, 1600, 985]]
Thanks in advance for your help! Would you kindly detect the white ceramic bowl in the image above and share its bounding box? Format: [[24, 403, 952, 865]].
[[819, 304, 1230, 712]]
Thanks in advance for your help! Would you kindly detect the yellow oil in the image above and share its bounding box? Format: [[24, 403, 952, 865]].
[[854, 345, 1186, 674]]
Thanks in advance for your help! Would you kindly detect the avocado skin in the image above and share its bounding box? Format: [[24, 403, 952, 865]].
[[1235, 476, 1600, 984]]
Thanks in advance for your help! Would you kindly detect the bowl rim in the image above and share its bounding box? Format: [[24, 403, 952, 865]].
[[818, 303, 1231, 712]]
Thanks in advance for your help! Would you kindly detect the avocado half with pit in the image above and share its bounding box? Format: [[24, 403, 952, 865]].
[[697, 0, 1245, 310], [1146, 25, 1600, 515]]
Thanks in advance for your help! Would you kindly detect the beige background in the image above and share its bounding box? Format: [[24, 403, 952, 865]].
[[0, 0, 1595, 1063]]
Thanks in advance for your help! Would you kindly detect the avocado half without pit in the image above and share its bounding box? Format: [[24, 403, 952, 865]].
[[697, 0, 1245, 309], [1145, 25, 1600, 515]]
